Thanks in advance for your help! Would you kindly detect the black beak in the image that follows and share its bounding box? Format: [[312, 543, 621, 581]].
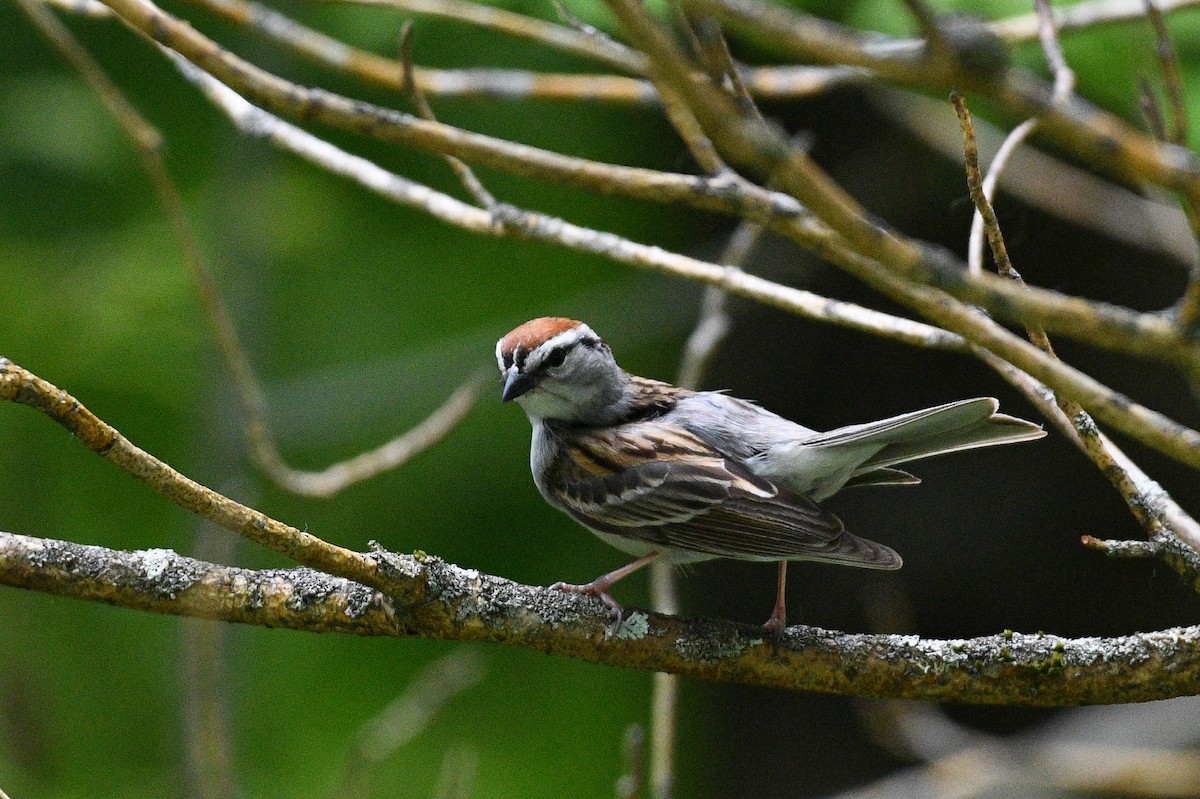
[[501, 365, 535, 402]]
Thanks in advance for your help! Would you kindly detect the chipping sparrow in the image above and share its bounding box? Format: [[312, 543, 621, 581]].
[[497, 317, 1045, 631]]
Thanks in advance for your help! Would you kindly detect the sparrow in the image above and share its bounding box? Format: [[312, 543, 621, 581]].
[[497, 317, 1045, 631]]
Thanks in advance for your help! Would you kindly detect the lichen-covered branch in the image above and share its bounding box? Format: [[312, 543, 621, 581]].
[[0, 531, 398, 633], [2, 529, 1198, 707]]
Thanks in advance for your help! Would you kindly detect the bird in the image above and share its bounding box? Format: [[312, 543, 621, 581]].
[[496, 316, 1045, 631]]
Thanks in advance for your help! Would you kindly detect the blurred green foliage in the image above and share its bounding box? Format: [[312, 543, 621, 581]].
[[3, 0, 1200, 796]]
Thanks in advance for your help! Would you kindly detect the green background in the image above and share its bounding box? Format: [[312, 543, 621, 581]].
[[3, 0, 1200, 796]]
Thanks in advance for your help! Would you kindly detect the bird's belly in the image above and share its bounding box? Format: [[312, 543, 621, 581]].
[[592, 530, 718, 565]]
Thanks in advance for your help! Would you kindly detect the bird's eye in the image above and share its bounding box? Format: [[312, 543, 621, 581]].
[[543, 347, 568, 369]]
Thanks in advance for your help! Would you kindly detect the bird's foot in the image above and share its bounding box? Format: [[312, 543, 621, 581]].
[[762, 610, 787, 637], [550, 580, 625, 624]]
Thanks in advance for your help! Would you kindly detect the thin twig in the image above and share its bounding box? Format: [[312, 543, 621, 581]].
[[954, 92, 1023, 284], [965, 116, 1036, 274], [333, 0, 647, 74], [899, 0, 950, 54], [614, 0, 1200, 369], [253, 375, 492, 498], [166, 51, 959, 353], [108, 0, 803, 220], [686, 0, 1200, 214], [552, 1, 626, 56], [991, 0, 1200, 42], [13, 0, 160, 152], [178, 0, 857, 106], [876, 90, 1197, 266], [688, 14, 761, 119], [0, 358, 386, 587], [99, 0, 1200, 371], [966, 0, 1076, 275], [1144, 0, 1188, 146], [40, 0, 112, 15], [20, 0, 487, 500], [181, 0, 663, 104], [980, 352, 1200, 562], [605, 0, 1200, 470], [788, 213, 1200, 471], [954, 91, 1200, 568], [74, 0, 1200, 469], [398, 21, 496, 208], [12, 9, 245, 788], [335, 648, 484, 796], [1140, 77, 1170, 142], [1141, 0, 1200, 330], [615, 724, 647, 799]]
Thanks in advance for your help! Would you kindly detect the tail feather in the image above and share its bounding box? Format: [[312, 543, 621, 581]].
[[810, 398, 1044, 467], [777, 398, 1045, 500], [861, 412, 1046, 471], [842, 466, 921, 489]]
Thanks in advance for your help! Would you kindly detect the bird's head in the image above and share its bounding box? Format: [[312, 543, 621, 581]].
[[496, 317, 627, 424]]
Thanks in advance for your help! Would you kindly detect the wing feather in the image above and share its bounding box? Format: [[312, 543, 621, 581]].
[[544, 421, 900, 568]]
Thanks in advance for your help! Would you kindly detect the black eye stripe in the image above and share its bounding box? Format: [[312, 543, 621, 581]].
[[543, 347, 568, 368]]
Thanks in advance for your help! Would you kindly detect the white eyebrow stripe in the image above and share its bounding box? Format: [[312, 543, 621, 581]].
[[524, 323, 597, 370]]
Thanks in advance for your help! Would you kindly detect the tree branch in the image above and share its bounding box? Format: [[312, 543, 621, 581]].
[[2, 529, 1199, 707], [0, 531, 397, 634]]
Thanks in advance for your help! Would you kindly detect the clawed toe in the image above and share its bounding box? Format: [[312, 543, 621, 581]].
[[549, 580, 625, 623]]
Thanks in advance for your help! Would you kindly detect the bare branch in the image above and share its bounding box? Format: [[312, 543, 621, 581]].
[[967, 0, 1074, 274], [600, 0, 1200, 469], [0, 531, 398, 634], [0, 358, 383, 586], [335, 648, 484, 796], [953, 91, 1200, 573], [792, 218, 1200, 470], [991, 0, 1200, 43], [256, 375, 491, 498], [102, 0, 801, 221], [3, 529, 1200, 706], [20, 1, 490, 503], [1141, 0, 1200, 331], [180, 0, 858, 106], [397, 21, 496, 210], [685, 0, 1200, 211], [95, 0, 1200, 374], [335, 0, 647, 74], [614, 0, 1200, 371], [3, 358, 1198, 705], [876, 90, 1198, 267], [167, 52, 959, 353]]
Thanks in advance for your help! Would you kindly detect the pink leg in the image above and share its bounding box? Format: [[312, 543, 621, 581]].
[[763, 561, 788, 633], [551, 551, 662, 621]]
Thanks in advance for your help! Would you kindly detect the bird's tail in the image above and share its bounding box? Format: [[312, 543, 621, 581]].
[[807, 397, 1045, 472]]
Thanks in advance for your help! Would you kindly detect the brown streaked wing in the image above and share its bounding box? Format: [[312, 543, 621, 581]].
[[547, 422, 892, 564]]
